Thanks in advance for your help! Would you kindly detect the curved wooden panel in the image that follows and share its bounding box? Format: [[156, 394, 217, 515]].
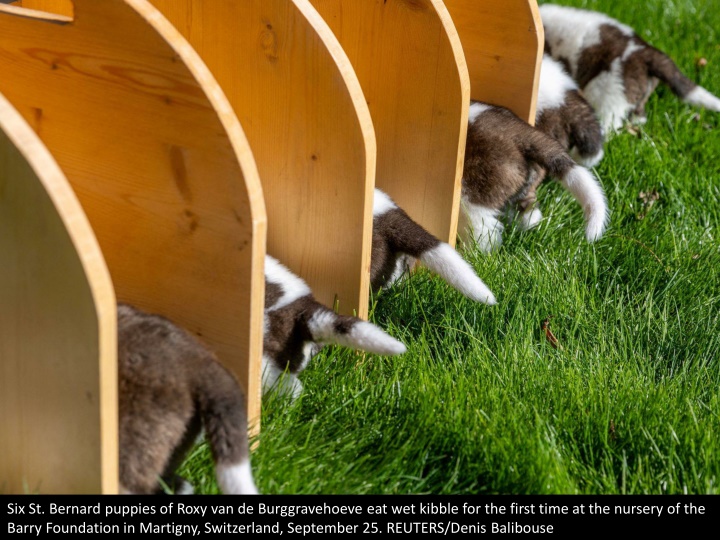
[[311, 0, 469, 246], [11, 0, 73, 17], [444, 0, 543, 124], [0, 92, 117, 494], [0, 0, 267, 429], [149, 0, 375, 318]]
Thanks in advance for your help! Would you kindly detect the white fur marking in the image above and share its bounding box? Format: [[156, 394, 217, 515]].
[[621, 40, 643, 61], [261, 354, 302, 399], [264, 255, 311, 311], [217, 460, 259, 495], [373, 188, 397, 217], [307, 310, 406, 356], [468, 102, 491, 123], [684, 86, 720, 112], [174, 481, 194, 495], [385, 253, 416, 287], [458, 198, 504, 253], [519, 207, 543, 231], [582, 58, 632, 133], [536, 55, 577, 116], [420, 244, 496, 305]]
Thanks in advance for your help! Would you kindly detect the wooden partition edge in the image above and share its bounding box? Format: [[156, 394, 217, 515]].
[[127, 0, 268, 433], [0, 91, 118, 494], [433, 0, 471, 245], [293, 0, 376, 319], [527, 0, 543, 125]]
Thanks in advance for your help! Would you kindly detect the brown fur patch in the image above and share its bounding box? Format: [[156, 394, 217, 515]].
[[464, 105, 575, 212], [263, 295, 322, 374], [117, 304, 249, 495], [631, 42, 696, 114], [371, 206, 439, 290], [264, 281, 283, 310], [536, 89, 604, 160], [575, 24, 631, 88]]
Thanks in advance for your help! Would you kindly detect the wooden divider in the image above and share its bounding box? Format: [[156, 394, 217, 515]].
[[309, 0, 469, 246], [149, 0, 376, 319], [0, 0, 268, 471], [9, 0, 72, 16], [0, 91, 118, 494], [443, 0, 543, 124]]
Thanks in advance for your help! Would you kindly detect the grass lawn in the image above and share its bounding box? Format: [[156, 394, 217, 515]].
[[183, 0, 720, 495]]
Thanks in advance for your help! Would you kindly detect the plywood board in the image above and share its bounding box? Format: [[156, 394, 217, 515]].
[[0, 0, 267, 437], [11, 0, 73, 17], [0, 91, 118, 494], [311, 0, 469, 246], [149, 0, 375, 318], [443, 0, 543, 124]]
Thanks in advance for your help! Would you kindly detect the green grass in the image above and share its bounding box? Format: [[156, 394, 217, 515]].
[[181, 0, 720, 495]]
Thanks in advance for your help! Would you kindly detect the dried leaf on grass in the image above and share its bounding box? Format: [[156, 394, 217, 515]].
[[541, 317, 563, 350]]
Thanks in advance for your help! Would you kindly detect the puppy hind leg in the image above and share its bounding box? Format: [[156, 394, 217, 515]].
[[515, 165, 545, 230], [458, 198, 504, 253]]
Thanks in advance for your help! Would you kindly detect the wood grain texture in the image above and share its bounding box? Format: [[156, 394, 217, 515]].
[[311, 0, 469, 246], [443, 0, 543, 124], [12, 0, 73, 17], [0, 0, 268, 457], [0, 91, 118, 494], [149, 0, 375, 318]]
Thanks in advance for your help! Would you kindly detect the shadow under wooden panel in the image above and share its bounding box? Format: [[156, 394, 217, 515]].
[[0, 0, 267, 445], [149, 0, 376, 318], [0, 91, 117, 494]]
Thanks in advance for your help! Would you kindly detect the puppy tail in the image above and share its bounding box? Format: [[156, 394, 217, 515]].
[[306, 304, 407, 356], [419, 244, 497, 305], [645, 45, 720, 111], [374, 189, 496, 304], [196, 360, 259, 495], [523, 133, 609, 243], [557, 165, 609, 243], [682, 86, 720, 112]]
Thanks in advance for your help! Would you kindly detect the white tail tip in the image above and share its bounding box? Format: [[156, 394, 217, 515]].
[[347, 322, 407, 355], [308, 311, 407, 356], [420, 243, 497, 305], [684, 86, 720, 112], [217, 460, 259, 495], [561, 166, 609, 243]]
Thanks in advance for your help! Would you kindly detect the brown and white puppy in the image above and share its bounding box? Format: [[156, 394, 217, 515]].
[[371, 188, 496, 305], [535, 54, 605, 169], [118, 303, 258, 495], [460, 101, 609, 249], [519, 54, 606, 228], [263, 254, 406, 400], [540, 3, 720, 134]]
